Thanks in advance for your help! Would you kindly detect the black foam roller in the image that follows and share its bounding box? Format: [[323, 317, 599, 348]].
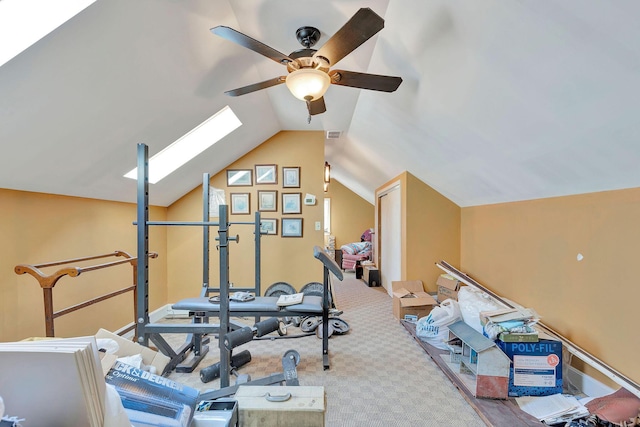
[[224, 326, 254, 350], [199, 349, 252, 383], [255, 317, 279, 337], [199, 362, 221, 383], [231, 349, 252, 369]]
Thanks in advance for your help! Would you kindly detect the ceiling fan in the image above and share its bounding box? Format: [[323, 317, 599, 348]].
[[211, 8, 402, 121]]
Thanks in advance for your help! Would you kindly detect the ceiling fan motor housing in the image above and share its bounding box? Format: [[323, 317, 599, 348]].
[[296, 26, 321, 48]]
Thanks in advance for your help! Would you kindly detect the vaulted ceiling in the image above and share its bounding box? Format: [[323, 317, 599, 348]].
[[1, 0, 639, 207]]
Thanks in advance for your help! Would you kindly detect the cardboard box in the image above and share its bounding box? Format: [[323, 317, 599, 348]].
[[391, 280, 438, 320], [235, 385, 325, 427], [95, 328, 170, 375], [436, 274, 461, 301], [496, 338, 563, 397]]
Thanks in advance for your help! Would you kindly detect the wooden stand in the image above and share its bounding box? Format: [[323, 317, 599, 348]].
[[15, 250, 156, 337]]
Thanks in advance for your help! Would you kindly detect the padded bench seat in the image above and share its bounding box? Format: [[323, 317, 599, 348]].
[[172, 295, 324, 316]]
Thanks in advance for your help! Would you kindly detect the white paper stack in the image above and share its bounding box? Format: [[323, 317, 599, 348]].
[[516, 393, 589, 424], [0, 336, 106, 426]]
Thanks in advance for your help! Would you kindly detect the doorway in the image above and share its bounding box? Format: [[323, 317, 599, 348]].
[[379, 183, 401, 296]]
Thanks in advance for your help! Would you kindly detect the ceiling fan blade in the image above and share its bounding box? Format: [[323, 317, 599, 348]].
[[224, 77, 286, 97], [309, 97, 326, 116], [313, 8, 384, 67], [211, 26, 293, 65], [329, 70, 402, 92]]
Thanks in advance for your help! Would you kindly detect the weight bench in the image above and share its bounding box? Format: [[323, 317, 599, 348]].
[[171, 246, 343, 370]]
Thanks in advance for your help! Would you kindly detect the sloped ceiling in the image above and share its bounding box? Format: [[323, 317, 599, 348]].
[[1, 0, 639, 207]]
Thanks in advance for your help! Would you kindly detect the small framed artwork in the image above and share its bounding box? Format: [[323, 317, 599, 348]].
[[282, 166, 300, 188], [281, 218, 303, 237], [227, 169, 252, 186], [282, 192, 301, 214], [255, 164, 277, 185], [230, 193, 250, 215], [260, 218, 278, 235], [258, 190, 278, 212]]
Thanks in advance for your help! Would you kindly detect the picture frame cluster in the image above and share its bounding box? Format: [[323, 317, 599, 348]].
[[225, 164, 303, 237]]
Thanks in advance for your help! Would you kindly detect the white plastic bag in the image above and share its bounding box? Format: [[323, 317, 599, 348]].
[[416, 299, 462, 349], [457, 287, 507, 333]]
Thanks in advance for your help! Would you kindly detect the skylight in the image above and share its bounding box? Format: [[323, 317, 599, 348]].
[[124, 106, 242, 184], [0, 0, 96, 68]]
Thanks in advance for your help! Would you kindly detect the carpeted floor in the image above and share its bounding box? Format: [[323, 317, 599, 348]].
[[164, 272, 485, 426]]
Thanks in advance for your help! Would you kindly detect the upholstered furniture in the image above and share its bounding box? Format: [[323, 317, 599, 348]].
[[340, 241, 372, 271]]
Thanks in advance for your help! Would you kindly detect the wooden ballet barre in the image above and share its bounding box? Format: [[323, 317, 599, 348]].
[[15, 250, 157, 337]]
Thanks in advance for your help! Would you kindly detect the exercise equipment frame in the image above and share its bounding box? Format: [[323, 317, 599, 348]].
[[134, 143, 342, 386]]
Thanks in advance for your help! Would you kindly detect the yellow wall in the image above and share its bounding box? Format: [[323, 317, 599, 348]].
[[376, 171, 461, 291], [461, 187, 640, 385], [0, 189, 168, 340], [405, 172, 460, 292], [324, 179, 374, 248], [166, 131, 325, 299]]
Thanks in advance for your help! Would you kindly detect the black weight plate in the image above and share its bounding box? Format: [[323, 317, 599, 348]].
[[283, 349, 301, 366], [264, 282, 296, 297], [300, 281, 332, 306], [329, 318, 350, 334], [300, 317, 320, 332], [316, 323, 334, 339]]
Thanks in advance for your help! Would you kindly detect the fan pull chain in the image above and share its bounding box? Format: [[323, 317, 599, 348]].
[[305, 97, 312, 124]]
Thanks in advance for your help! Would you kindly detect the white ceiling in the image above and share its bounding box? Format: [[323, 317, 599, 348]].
[[1, 0, 639, 207]]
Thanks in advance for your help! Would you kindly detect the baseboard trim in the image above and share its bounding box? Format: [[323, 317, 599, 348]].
[[567, 365, 615, 398]]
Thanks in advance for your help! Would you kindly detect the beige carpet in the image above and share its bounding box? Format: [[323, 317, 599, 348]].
[[165, 272, 485, 426]]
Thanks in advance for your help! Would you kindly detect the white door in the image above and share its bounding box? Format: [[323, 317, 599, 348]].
[[380, 185, 401, 296]]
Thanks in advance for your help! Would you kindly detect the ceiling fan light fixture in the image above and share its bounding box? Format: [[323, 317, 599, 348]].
[[285, 68, 330, 101]]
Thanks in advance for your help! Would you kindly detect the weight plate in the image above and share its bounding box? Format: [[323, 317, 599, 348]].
[[278, 321, 287, 336], [300, 281, 332, 306], [264, 282, 296, 298], [300, 316, 320, 332], [329, 318, 350, 334], [316, 323, 334, 339], [283, 349, 301, 366]]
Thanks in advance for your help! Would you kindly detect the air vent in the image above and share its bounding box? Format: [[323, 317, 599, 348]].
[[326, 131, 342, 139]]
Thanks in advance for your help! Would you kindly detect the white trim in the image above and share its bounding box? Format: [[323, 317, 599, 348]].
[[566, 365, 615, 398], [376, 181, 401, 198]]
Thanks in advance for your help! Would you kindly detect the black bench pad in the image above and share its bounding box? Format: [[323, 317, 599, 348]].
[[172, 295, 324, 315]]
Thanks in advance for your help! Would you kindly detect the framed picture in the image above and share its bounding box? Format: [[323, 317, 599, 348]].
[[255, 164, 277, 184], [260, 218, 278, 235], [281, 218, 303, 237], [258, 190, 277, 212], [282, 166, 300, 188], [227, 169, 252, 186], [282, 192, 301, 214], [230, 193, 250, 215]]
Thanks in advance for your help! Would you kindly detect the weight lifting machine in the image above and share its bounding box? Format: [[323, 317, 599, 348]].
[[134, 143, 343, 387]]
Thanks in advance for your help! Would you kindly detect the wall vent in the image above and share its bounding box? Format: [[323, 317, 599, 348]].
[[326, 130, 342, 139]]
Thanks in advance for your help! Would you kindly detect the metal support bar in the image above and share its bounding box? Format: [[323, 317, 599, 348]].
[[254, 211, 261, 296], [199, 373, 286, 401], [322, 263, 330, 370], [136, 143, 150, 346], [218, 204, 231, 388]]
